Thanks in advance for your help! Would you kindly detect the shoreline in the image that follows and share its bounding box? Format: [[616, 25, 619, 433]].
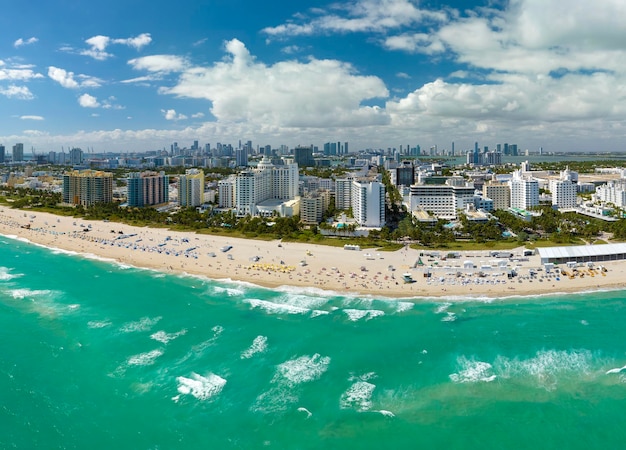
[[1, 207, 625, 300]]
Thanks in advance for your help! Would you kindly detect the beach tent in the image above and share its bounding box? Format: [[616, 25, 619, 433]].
[[463, 260, 474, 269]]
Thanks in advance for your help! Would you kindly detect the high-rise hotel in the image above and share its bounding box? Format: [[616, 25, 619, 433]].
[[62, 170, 114, 206]]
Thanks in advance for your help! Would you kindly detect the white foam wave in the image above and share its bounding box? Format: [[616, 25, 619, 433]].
[[150, 329, 187, 344], [119, 316, 162, 333], [0, 267, 22, 281], [494, 349, 593, 390], [310, 310, 330, 318], [274, 353, 331, 387], [340, 381, 376, 411], [213, 286, 245, 297], [88, 320, 112, 329], [394, 301, 414, 313], [241, 335, 268, 359], [176, 372, 226, 401], [127, 348, 164, 366], [377, 410, 395, 417], [10, 288, 53, 300], [435, 302, 452, 314], [245, 298, 310, 315], [275, 293, 330, 310], [449, 357, 496, 383], [343, 309, 385, 321], [441, 312, 457, 322]]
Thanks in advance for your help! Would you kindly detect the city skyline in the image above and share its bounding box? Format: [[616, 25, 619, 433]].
[[2, 0, 626, 153]]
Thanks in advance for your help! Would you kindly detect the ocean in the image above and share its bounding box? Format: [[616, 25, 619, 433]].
[[2, 235, 626, 449]]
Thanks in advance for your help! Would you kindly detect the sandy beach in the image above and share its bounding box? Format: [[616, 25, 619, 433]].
[[1, 206, 624, 299]]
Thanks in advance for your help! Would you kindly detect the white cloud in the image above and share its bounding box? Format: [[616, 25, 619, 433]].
[[383, 33, 445, 54], [14, 37, 38, 48], [48, 66, 102, 89], [191, 112, 205, 118], [48, 66, 79, 88], [154, 39, 389, 127], [162, 109, 188, 121], [78, 93, 100, 108], [20, 115, 44, 120], [0, 65, 43, 82], [0, 85, 34, 99], [113, 33, 152, 50], [263, 0, 447, 37], [193, 38, 208, 47], [396, 72, 411, 79], [81, 33, 152, 60], [128, 55, 188, 73]]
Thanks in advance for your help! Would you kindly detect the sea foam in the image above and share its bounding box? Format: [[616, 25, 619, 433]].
[[274, 353, 331, 387], [127, 348, 164, 366], [340, 381, 376, 411], [119, 316, 162, 333], [176, 372, 227, 401], [449, 356, 497, 383], [241, 335, 268, 359], [150, 329, 187, 344], [343, 309, 385, 321]]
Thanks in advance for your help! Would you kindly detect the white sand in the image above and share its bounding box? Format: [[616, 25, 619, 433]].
[[1, 207, 624, 299]]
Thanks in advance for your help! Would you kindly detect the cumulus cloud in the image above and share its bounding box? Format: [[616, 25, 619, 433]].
[[48, 66, 102, 89], [263, 0, 447, 38], [128, 55, 188, 73], [20, 115, 44, 120], [161, 109, 188, 121], [153, 38, 389, 127], [81, 33, 152, 60], [191, 112, 205, 118], [14, 37, 38, 48], [0, 85, 34, 99], [0, 65, 43, 82], [78, 93, 100, 108]]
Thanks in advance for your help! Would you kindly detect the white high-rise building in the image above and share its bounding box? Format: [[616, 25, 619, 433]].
[[351, 179, 385, 227], [550, 169, 577, 209], [218, 176, 235, 208], [595, 179, 626, 208], [178, 169, 204, 207], [509, 169, 539, 210], [408, 181, 475, 219], [234, 156, 299, 216]]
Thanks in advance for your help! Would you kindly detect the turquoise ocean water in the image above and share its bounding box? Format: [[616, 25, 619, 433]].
[[2, 235, 626, 449]]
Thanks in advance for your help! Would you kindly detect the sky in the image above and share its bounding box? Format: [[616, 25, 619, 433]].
[[2, 0, 626, 154]]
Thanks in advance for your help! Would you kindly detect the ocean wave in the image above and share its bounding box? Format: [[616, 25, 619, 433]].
[[494, 349, 593, 390], [241, 335, 268, 359], [274, 353, 331, 387], [87, 320, 113, 329], [9, 288, 54, 300], [119, 316, 162, 333], [150, 329, 187, 344], [449, 356, 497, 383], [450, 349, 598, 389], [0, 267, 23, 281], [245, 298, 310, 315], [343, 309, 385, 321], [127, 348, 164, 366], [175, 372, 227, 401], [213, 286, 245, 297], [340, 381, 376, 411]]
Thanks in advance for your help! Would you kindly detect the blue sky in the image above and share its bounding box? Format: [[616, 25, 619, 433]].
[[2, 0, 626, 154]]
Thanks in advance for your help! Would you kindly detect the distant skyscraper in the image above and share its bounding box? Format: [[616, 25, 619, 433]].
[[12, 143, 24, 162], [0, 144, 5, 163], [69, 148, 84, 165], [294, 146, 314, 168]]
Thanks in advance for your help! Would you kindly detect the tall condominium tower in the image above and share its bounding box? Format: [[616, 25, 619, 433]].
[[127, 171, 169, 207], [62, 170, 114, 206], [178, 169, 204, 207]]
